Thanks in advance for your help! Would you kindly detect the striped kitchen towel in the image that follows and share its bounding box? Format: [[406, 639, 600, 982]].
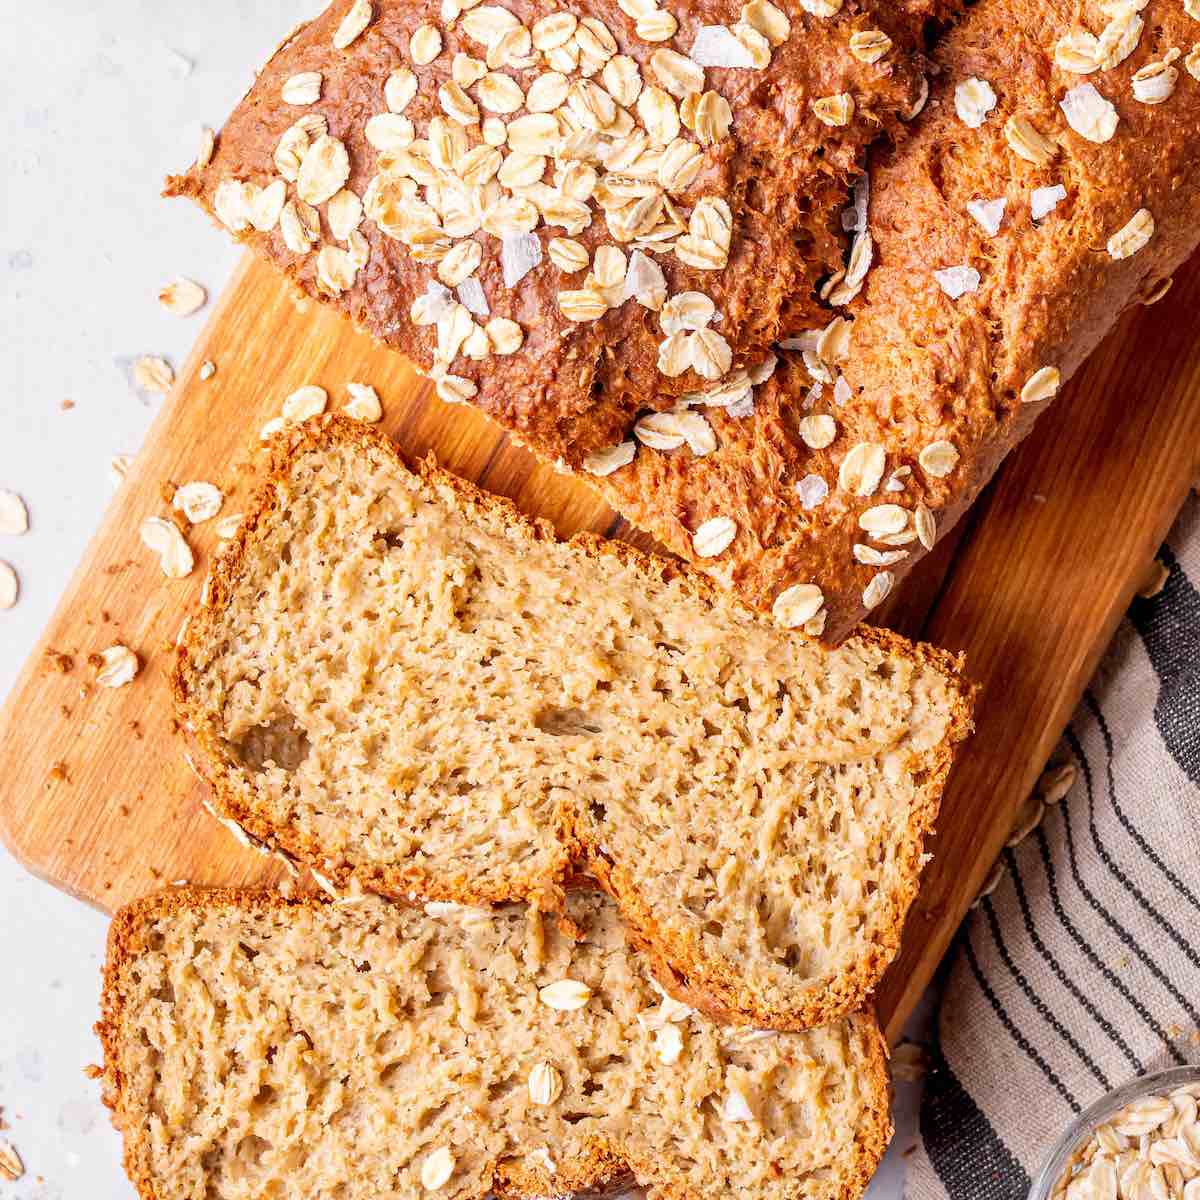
[[907, 495, 1200, 1200]]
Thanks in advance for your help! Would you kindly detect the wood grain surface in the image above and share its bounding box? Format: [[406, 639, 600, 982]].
[[0, 250, 1196, 1042]]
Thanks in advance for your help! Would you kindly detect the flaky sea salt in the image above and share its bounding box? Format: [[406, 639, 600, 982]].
[[622, 250, 666, 305], [690, 25, 756, 67], [796, 474, 829, 509], [933, 265, 982, 299], [501, 232, 542, 288], [1031, 184, 1067, 221]]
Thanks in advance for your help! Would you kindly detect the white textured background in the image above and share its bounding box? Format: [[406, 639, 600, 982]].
[[0, 4, 924, 1197]]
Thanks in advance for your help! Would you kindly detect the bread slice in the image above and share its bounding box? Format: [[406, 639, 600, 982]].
[[575, 0, 1200, 641], [163, 0, 939, 465], [173, 416, 973, 1029], [98, 888, 893, 1200]]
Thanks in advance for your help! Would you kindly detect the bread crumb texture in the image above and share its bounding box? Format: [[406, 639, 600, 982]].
[[99, 889, 892, 1200], [174, 417, 973, 1029]]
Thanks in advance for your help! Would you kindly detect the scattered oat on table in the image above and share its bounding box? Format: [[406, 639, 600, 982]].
[[0, 561, 16, 610], [94, 645, 140, 688], [0, 491, 28, 535], [139, 516, 194, 578], [133, 356, 175, 394], [157, 277, 207, 316], [891, 1040, 930, 1083], [173, 482, 224, 524]]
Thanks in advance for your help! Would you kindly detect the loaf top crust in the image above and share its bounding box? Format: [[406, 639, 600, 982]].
[[172, 415, 973, 1031], [580, 0, 1200, 640], [99, 887, 894, 1200], [165, 0, 931, 460]]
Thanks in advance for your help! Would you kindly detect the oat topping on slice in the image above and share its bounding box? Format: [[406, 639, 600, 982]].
[[861, 570, 894, 609], [1132, 50, 1180, 103], [838, 443, 886, 496], [812, 93, 855, 126], [849, 29, 892, 63], [918, 441, 960, 478], [772, 583, 824, 628], [859, 504, 908, 537], [333, 0, 372, 50], [1187, 43, 1200, 82], [1055, 29, 1101, 73], [692, 515, 737, 557], [1106, 208, 1154, 259], [385, 67, 418, 112], [1095, 5, 1143, 70], [915, 502, 936, 551], [1004, 114, 1058, 164], [410, 22, 443, 64], [795, 473, 828, 510], [1021, 365, 1061, 404], [690, 25, 758, 68], [798, 414, 837, 450], [282, 71, 323, 105]]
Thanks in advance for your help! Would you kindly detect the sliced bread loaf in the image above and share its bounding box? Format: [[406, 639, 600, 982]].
[[164, 0, 938, 464], [98, 888, 893, 1200], [576, 0, 1200, 641], [172, 416, 973, 1029]]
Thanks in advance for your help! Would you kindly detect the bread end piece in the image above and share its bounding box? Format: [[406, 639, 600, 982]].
[[99, 888, 895, 1200]]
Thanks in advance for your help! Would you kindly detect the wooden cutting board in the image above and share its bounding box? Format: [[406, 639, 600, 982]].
[[1, 250, 1197, 1041]]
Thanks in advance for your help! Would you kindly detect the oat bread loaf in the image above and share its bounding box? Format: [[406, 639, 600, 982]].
[[172, 416, 973, 1029], [164, 0, 936, 461], [99, 888, 893, 1200], [577, 0, 1200, 641]]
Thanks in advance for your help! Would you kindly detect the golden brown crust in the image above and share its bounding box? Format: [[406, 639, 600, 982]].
[[164, 0, 931, 462], [171, 414, 974, 1032], [578, 0, 1200, 641], [98, 886, 895, 1200]]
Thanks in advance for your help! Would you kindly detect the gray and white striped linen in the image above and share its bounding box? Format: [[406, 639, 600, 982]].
[[908, 496, 1200, 1200]]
